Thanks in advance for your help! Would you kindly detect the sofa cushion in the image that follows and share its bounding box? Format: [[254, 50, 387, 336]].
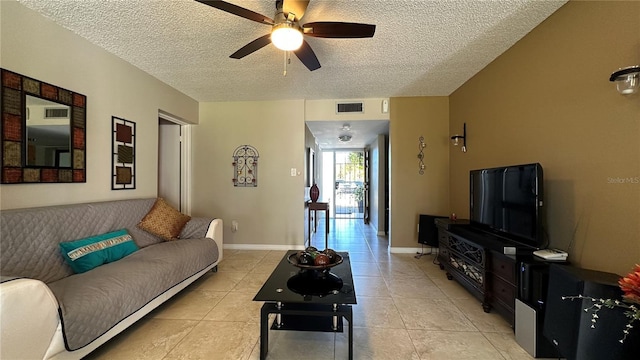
[[48, 237, 219, 351], [137, 198, 190, 240], [0, 198, 161, 284], [59, 229, 139, 274]]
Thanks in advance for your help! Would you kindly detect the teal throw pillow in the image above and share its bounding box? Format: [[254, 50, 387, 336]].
[[59, 229, 139, 273]]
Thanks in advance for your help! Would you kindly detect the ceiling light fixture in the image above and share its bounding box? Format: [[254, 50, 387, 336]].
[[271, 23, 303, 51], [338, 134, 352, 143], [341, 124, 351, 131], [610, 65, 640, 95]]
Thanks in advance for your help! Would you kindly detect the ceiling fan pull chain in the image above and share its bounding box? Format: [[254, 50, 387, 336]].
[[283, 50, 288, 76], [283, 50, 293, 76]]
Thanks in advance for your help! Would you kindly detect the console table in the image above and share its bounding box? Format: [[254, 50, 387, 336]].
[[308, 201, 329, 248], [436, 218, 530, 326]]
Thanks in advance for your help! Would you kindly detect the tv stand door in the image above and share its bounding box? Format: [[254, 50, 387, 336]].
[[436, 219, 518, 326], [436, 223, 489, 310]]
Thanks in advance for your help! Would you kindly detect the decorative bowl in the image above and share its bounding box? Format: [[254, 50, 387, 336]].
[[287, 252, 343, 271]]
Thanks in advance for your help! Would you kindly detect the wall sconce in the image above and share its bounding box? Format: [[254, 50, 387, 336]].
[[610, 65, 640, 95], [417, 136, 426, 175], [451, 123, 467, 153]]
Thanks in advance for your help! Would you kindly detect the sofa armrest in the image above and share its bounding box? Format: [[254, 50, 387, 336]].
[[179, 218, 223, 263], [206, 218, 223, 263], [1, 277, 60, 360], [180, 217, 215, 239]]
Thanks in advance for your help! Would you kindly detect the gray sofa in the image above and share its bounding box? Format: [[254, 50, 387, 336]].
[[0, 198, 223, 360]]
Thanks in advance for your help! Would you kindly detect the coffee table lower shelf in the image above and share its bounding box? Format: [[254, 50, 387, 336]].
[[260, 302, 353, 360]]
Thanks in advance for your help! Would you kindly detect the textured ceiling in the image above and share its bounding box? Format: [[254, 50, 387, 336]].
[[17, 0, 567, 103]]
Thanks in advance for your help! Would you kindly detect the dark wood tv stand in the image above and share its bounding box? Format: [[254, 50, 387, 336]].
[[435, 218, 534, 327]]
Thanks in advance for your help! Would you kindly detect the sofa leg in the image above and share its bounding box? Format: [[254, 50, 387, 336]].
[[212, 265, 218, 273]]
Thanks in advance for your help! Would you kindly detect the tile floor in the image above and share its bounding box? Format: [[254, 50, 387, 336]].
[[86, 219, 536, 360]]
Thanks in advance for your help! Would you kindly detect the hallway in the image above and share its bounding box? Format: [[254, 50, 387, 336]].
[[309, 217, 388, 258]]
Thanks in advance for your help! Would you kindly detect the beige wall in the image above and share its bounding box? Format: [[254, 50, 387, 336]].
[[193, 100, 306, 248], [390, 97, 450, 250], [449, 0, 640, 275], [0, 1, 198, 210]]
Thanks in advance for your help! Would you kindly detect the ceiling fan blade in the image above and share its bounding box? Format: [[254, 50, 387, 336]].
[[302, 22, 376, 38], [282, 0, 310, 21], [230, 34, 272, 59], [294, 40, 321, 71], [195, 0, 274, 25]]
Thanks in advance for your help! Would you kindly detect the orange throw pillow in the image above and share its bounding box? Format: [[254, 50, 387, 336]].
[[138, 198, 191, 241]]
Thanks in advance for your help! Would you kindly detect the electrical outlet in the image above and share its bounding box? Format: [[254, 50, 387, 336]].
[[290, 168, 297, 176], [231, 220, 238, 232]]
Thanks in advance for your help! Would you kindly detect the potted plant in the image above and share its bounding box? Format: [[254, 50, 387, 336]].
[[354, 184, 364, 213]]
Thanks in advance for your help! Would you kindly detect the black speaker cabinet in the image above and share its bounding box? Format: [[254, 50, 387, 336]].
[[418, 214, 446, 247], [543, 264, 640, 360]]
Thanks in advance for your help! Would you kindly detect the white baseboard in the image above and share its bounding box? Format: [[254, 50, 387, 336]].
[[223, 244, 305, 251], [389, 247, 426, 254], [369, 223, 386, 237]]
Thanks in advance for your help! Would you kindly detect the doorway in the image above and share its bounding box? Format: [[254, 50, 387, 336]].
[[157, 111, 191, 213], [158, 119, 181, 210], [322, 151, 365, 219]]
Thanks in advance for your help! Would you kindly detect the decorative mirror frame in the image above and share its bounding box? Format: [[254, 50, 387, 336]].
[[1, 69, 86, 183]]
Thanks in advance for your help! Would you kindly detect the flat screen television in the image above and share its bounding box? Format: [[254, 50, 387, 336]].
[[470, 163, 544, 249]]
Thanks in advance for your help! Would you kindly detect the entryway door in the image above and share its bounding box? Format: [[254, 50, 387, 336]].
[[331, 151, 365, 220]]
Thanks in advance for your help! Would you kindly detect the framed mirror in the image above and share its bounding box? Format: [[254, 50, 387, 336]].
[[26, 95, 71, 167], [1, 69, 86, 183]]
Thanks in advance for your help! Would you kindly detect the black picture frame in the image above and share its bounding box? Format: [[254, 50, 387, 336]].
[[111, 116, 136, 190]]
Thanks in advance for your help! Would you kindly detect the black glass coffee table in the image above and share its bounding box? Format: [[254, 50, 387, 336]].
[[253, 250, 356, 360]]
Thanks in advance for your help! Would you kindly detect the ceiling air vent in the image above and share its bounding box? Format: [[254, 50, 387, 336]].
[[336, 102, 364, 114], [45, 107, 69, 119]]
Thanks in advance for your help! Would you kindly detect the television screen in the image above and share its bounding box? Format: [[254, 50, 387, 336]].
[[470, 163, 543, 248]]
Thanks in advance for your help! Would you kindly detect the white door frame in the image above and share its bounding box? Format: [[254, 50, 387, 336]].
[[158, 110, 192, 215]]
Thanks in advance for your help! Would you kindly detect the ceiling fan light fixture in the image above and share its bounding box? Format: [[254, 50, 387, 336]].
[[338, 134, 352, 143], [271, 23, 303, 51]]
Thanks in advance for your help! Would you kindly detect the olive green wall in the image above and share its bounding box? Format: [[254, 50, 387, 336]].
[[449, 0, 640, 276], [389, 97, 450, 250]]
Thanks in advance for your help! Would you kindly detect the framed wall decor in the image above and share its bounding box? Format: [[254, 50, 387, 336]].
[[111, 116, 135, 190], [0, 68, 86, 183], [232, 145, 258, 187]]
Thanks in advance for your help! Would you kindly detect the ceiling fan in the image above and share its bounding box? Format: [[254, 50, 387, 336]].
[[195, 0, 376, 71]]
